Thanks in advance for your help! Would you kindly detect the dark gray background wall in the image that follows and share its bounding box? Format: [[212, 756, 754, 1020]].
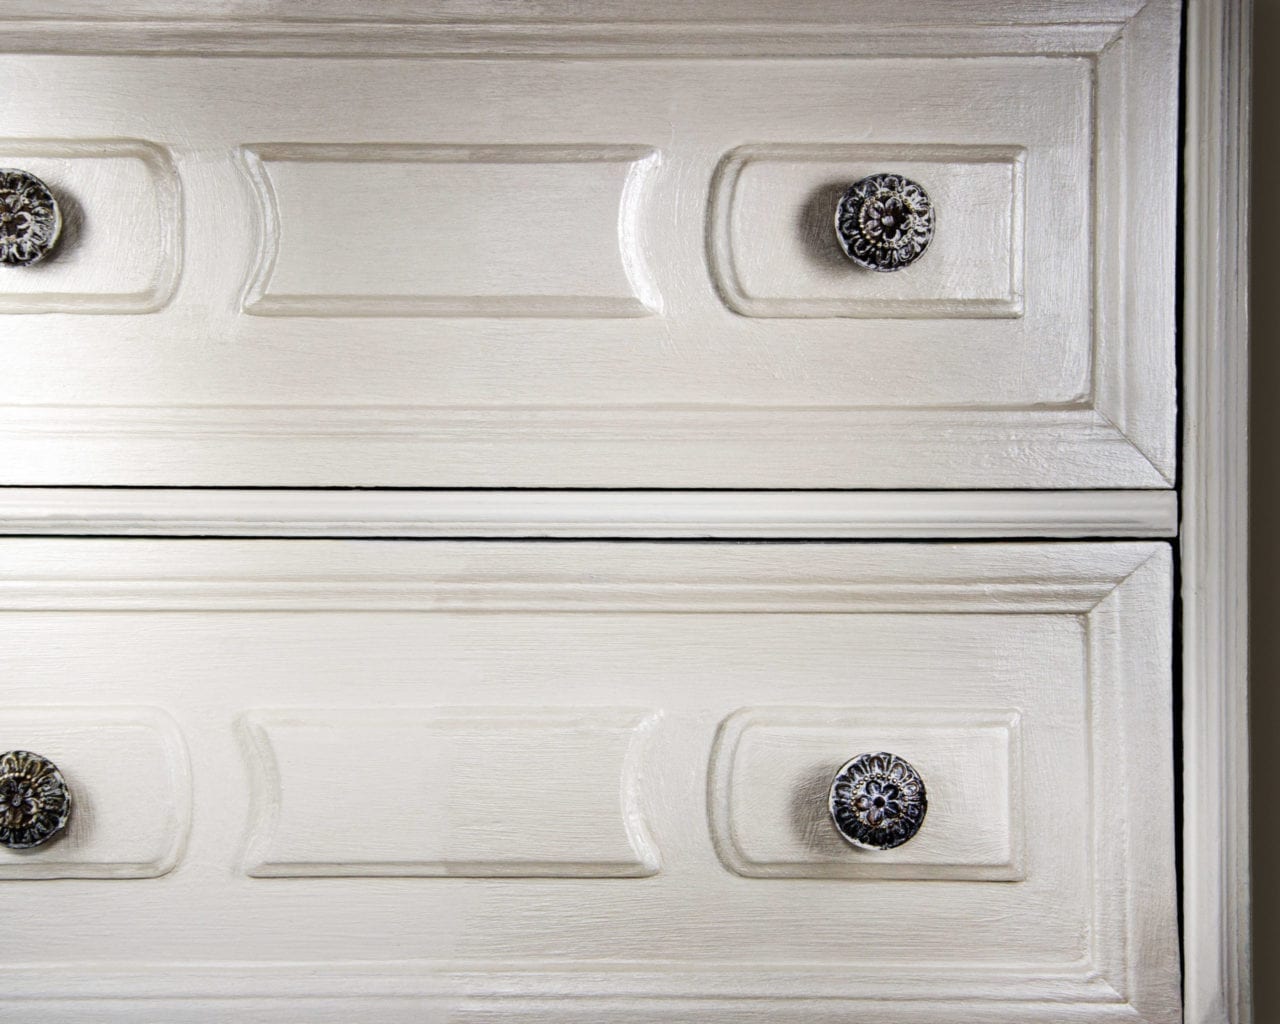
[[1250, 3, 1275, 1019]]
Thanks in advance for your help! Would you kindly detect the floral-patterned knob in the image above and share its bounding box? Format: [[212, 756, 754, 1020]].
[[828, 751, 927, 850], [834, 173, 934, 271], [0, 169, 62, 267], [0, 750, 71, 850]]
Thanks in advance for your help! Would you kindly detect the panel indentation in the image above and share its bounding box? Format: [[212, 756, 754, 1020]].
[[0, 707, 190, 878], [710, 707, 1023, 880], [710, 144, 1024, 318], [241, 144, 660, 318], [241, 708, 660, 877], [0, 139, 181, 314]]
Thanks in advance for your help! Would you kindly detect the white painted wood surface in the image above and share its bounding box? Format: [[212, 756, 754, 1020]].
[[0, 0, 1235, 1018], [712, 144, 1024, 319], [1182, 1, 1253, 1021], [0, 488, 1179, 538], [0, 1, 1177, 487], [0, 140, 180, 314], [711, 708, 1023, 880], [0, 1, 1154, 58], [241, 708, 660, 878], [242, 144, 660, 319], [0, 540, 1179, 1023], [0, 707, 189, 879]]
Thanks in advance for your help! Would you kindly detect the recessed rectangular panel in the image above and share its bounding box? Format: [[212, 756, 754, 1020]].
[[241, 708, 660, 877], [711, 707, 1022, 879], [0, 140, 180, 313], [241, 144, 659, 318], [0, 707, 189, 878], [711, 145, 1024, 318]]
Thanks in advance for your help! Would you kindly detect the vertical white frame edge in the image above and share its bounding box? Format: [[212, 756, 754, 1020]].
[[1183, 0, 1252, 1021]]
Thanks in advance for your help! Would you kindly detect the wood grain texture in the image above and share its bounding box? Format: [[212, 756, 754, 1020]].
[[710, 707, 1023, 880], [1183, 0, 1254, 1021], [0, 1, 1145, 59], [0, 540, 1178, 1022], [240, 708, 660, 877], [0, 1, 1178, 487], [0, 707, 189, 878], [0, 488, 1180, 538], [710, 144, 1024, 318], [240, 144, 659, 318], [0, 139, 180, 313]]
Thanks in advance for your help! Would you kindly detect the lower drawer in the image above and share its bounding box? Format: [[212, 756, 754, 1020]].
[[0, 540, 1178, 1023]]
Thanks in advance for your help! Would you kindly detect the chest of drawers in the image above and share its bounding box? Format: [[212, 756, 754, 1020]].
[[0, 2, 1253, 1023]]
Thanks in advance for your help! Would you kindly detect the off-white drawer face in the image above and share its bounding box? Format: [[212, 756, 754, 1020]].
[[0, 541, 1178, 1023], [0, 1, 1177, 487]]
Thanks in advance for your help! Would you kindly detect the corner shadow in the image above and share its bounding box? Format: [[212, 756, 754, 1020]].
[[787, 762, 842, 855], [797, 179, 858, 280], [39, 185, 85, 265]]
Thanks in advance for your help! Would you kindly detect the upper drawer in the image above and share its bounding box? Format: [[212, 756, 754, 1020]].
[[0, 1, 1177, 487]]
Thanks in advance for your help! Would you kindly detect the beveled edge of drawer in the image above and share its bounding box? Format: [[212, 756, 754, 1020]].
[[0, 489, 1177, 539], [0, 2, 1146, 59]]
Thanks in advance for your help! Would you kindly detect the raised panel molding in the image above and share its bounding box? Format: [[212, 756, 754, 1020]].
[[0, 139, 180, 314], [240, 144, 659, 318], [711, 144, 1025, 318], [240, 708, 660, 878], [0, 539, 1162, 613], [0, 488, 1180, 539], [711, 707, 1023, 880], [0, 707, 190, 879], [0, 406, 1172, 488], [0, 2, 1144, 58]]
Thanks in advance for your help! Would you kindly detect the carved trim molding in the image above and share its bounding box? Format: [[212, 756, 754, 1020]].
[[0, 539, 1164, 614], [0, 3, 1142, 59], [0, 488, 1178, 539], [239, 144, 660, 319]]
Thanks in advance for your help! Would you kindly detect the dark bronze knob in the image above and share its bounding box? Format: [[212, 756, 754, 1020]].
[[0, 169, 62, 267], [834, 173, 934, 271], [0, 750, 71, 849], [829, 751, 927, 850]]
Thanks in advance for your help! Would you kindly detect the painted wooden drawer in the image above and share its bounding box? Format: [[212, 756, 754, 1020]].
[[0, 539, 1179, 1023], [0, 0, 1176, 488]]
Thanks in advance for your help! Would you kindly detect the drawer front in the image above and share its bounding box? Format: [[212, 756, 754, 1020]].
[[0, 1, 1177, 487], [0, 540, 1178, 1023]]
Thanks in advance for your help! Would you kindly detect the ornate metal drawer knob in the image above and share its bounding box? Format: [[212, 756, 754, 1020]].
[[0, 750, 71, 849], [829, 751, 926, 850], [834, 173, 934, 271], [0, 169, 62, 267]]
